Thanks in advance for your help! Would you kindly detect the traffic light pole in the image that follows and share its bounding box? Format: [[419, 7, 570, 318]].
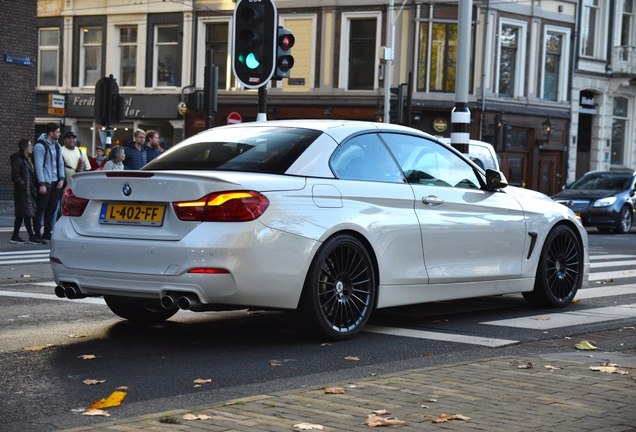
[[257, 86, 267, 122]]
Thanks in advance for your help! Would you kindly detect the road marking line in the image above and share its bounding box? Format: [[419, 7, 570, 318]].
[[363, 325, 518, 347], [577, 284, 636, 299], [590, 254, 635, 261], [589, 269, 636, 281], [481, 304, 636, 330], [0, 250, 51, 256], [0, 290, 105, 305], [590, 259, 636, 269]]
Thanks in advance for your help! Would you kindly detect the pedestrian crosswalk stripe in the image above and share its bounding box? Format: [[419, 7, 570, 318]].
[[589, 254, 635, 261], [481, 304, 636, 330], [589, 269, 636, 281], [590, 259, 636, 269], [363, 325, 518, 347]]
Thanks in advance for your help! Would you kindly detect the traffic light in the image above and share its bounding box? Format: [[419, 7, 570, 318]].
[[95, 75, 124, 126], [274, 27, 295, 79], [232, 0, 277, 88]]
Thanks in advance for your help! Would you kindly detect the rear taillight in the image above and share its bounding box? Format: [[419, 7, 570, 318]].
[[61, 189, 89, 217], [173, 191, 269, 222]]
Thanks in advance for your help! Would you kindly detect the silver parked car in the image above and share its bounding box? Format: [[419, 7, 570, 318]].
[[51, 120, 589, 340]]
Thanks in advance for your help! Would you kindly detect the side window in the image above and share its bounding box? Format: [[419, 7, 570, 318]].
[[332, 134, 404, 183], [381, 133, 481, 189]]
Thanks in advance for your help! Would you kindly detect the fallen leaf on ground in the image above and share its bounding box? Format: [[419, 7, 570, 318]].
[[115, 386, 129, 390], [345, 356, 359, 361], [321, 343, 331, 347], [270, 362, 282, 366], [21, 274, 31, 278], [159, 416, 179, 424], [68, 333, 87, 338], [23, 345, 49, 351], [365, 414, 408, 427], [574, 340, 598, 350], [571, 299, 581, 303], [544, 365, 562, 370], [512, 361, 534, 369], [183, 414, 211, 420], [623, 326, 635, 330], [78, 354, 96, 359], [432, 414, 471, 423], [373, 409, 391, 415], [420, 353, 433, 357], [82, 409, 109, 417], [193, 379, 211, 384], [83, 379, 106, 385], [590, 366, 629, 375], [293, 423, 324, 430], [324, 387, 345, 394], [531, 317, 550, 320], [87, 391, 127, 409]]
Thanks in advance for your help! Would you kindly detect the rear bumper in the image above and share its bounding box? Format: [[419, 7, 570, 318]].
[[51, 217, 317, 309]]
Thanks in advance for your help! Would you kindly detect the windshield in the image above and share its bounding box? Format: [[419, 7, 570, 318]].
[[569, 173, 632, 191], [144, 126, 322, 174]]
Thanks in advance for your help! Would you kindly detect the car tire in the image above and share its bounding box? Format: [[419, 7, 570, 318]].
[[616, 206, 633, 234], [293, 234, 376, 341], [104, 295, 178, 325], [523, 224, 583, 308]]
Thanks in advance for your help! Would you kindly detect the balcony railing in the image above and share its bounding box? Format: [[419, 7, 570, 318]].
[[612, 46, 636, 75]]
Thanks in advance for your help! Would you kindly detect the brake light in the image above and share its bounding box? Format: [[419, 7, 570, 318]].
[[173, 191, 269, 222], [188, 268, 230, 274], [61, 189, 89, 217]]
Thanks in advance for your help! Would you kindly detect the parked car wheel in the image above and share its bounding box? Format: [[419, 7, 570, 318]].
[[616, 206, 633, 234], [523, 225, 583, 308], [104, 295, 178, 325], [294, 235, 376, 340]]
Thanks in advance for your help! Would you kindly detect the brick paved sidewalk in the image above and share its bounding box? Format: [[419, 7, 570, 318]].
[[65, 354, 636, 432]]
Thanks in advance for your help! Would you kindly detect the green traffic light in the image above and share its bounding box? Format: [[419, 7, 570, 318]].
[[238, 52, 261, 70], [245, 53, 260, 70]]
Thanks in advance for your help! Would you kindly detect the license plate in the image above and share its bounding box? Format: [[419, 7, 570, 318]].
[[100, 203, 165, 226]]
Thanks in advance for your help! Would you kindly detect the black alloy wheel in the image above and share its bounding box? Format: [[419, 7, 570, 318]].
[[294, 234, 376, 340], [523, 224, 583, 308], [104, 295, 178, 325]]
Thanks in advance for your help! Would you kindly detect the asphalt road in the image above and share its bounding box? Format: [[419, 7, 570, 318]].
[[0, 228, 635, 431]]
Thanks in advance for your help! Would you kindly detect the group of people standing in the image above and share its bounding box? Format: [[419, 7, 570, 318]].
[[9, 123, 163, 245]]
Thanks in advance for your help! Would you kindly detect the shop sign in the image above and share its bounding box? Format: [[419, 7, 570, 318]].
[[433, 118, 448, 133], [66, 94, 181, 119], [48, 94, 65, 116]]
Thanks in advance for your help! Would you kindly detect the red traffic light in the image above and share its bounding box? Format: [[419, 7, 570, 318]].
[[279, 34, 295, 51]]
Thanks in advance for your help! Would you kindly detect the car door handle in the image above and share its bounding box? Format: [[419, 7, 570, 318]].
[[423, 195, 444, 206]]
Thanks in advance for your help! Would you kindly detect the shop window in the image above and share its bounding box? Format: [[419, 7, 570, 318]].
[[119, 27, 137, 87], [542, 27, 570, 103], [205, 22, 229, 89], [38, 28, 59, 87], [417, 3, 474, 93], [497, 21, 526, 98], [81, 27, 102, 87], [611, 96, 629, 165], [155, 25, 178, 87], [339, 12, 381, 91]]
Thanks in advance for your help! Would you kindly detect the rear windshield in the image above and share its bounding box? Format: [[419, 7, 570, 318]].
[[569, 173, 632, 191], [144, 126, 322, 174]]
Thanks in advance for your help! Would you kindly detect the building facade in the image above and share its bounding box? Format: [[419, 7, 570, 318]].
[[27, 0, 634, 198]]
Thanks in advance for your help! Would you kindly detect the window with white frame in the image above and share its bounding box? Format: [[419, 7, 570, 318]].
[[611, 96, 629, 165], [339, 12, 381, 91], [542, 27, 570, 102], [205, 22, 229, 89], [155, 25, 179, 87], [581, 0, 600, 57], [38, 28, 59, 87], [81, 27, 102, 87], [622, 0, 634, 47], [497, 20, 526, 98], [119, 27, 137, 87]]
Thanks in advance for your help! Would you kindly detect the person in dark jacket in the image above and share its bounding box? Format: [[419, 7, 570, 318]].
[[10, 139, 42, 244], [123, 129, 148, 170]]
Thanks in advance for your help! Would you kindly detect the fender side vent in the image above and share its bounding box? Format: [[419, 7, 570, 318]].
[[527, 232, 538, 259]]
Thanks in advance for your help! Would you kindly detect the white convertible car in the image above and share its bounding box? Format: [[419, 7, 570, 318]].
[[51, 120, 589, 340]]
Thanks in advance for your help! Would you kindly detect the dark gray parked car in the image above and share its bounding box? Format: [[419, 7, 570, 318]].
[[552, 169, 636, 233]]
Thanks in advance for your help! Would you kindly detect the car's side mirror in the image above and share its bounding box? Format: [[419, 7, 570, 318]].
[[485, 169, 508, 190]]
